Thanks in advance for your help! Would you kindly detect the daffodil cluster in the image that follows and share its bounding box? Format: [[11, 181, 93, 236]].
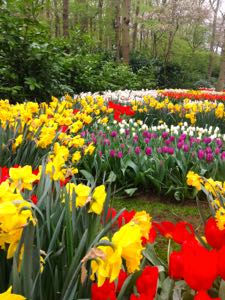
[[187, 171, 225, 233], [90, 211, 151, 286], [65, 182, 106, 214], [0, 178, 34, 259]]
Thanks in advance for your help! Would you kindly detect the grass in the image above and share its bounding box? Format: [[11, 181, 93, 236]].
[[112, 194, 210, 262]]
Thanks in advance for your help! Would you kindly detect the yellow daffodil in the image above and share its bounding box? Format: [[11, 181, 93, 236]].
[[0, 286, 26, 299], [89, 185, 106, 215]]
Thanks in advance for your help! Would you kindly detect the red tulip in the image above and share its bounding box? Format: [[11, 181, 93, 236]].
[[169, 251, 184, 280], [130, 266, 158, 300], [153, 221, 195, 244], [205, 217, 225, 249], [91, 280, 116, 300]]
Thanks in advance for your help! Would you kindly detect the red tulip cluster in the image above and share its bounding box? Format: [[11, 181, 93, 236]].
[[156, 217, 225, 300], [105, 207, 135, 228], [161, 91, 225, 102], [91, 270, 128, 300], [91, 267, 158, 300], [108, 101, 135, 122]]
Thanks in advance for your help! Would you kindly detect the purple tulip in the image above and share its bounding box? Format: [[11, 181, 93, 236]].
[[104, 139, 110, 146], [144, 137, 150, 144], [143, 131, 149, 138], [165, 139, 171, 145], [203, 137, 212, 144], [157, 147, 162, 153], [183, 144, 189, 152], [177, 141, 183, 149], [205, 146, 212, 154], [206, 152, 214, 162], [135, 146, 141, 155], [162, 146, 168, 153], [109, 149, 116, 157], [117, 151, 123, 158], [145, 147, 152, 156], [92, 137, 97, 144], [125, 129, 130, 136], [162, 132, 169, 139], [111, 131, 117, 137], [180, 133, 187, 140], [216, 139, 223, 147], [133, 135, 139, 143], [198, 149, 205, 160], [168, 147, 174, 155], [221, 152, 225, 160], [215, 147, 220, 155]]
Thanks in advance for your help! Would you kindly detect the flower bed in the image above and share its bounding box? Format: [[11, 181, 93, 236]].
[[1, 92, 225, 299]]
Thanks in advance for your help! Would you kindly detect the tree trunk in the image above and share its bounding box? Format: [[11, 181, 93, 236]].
[[114, 0, 121, 61], [122, 0, 131, 64], [98, 0, 104, 45], [216, 34, 225, 91], [53, 0, 60, 37], [132, 0, 140, 51], [208, 0, 220, 78], [63, 0, 69, 37], [140, 22, 144, 50], [164, 0, 178, 64]]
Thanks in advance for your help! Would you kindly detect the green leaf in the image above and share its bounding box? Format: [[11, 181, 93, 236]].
[[219, 279, 225, 298], [106, 171, 117, 183], [79, 169, 95, 186], [124, 188, 138, 196]]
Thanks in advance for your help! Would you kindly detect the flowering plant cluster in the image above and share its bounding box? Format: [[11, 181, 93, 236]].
[[1, 90, 225, 299]]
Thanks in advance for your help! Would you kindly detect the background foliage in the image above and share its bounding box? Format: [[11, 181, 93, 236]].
[[0, 0, 223, 101]]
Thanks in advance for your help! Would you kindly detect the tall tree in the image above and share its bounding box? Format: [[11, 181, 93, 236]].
[[98, 0, 103, 45], [132, 0, 140, 50], [63, 0, 69, 37], [121, 0, 131, 64], [164, 0, 179, 64], [53, 0, 60, 37], [114, 0, 121, 61], [208, 0, 221, 78], [216, 26, 225, 91]]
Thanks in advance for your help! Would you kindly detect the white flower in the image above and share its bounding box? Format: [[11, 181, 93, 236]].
[[119, 128, 125, 134], [142, 124, 148, 130]]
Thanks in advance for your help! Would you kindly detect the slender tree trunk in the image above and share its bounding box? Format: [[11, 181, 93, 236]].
[[132, 0, 140, 51], [208, 0, 220, 78], [98, 0, 103, 45], [165, 0, 178, 64], [140, 22, 144, 50], [122, 0, 131, 64], [151, 32, 158, 58], [216, 30, 225, 91], [45, 0, 52, 33], [114, 0, 121, 61], [53, 0, 60, 37], [63, 0, 69, 37], [78, 0, 88, 32]]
